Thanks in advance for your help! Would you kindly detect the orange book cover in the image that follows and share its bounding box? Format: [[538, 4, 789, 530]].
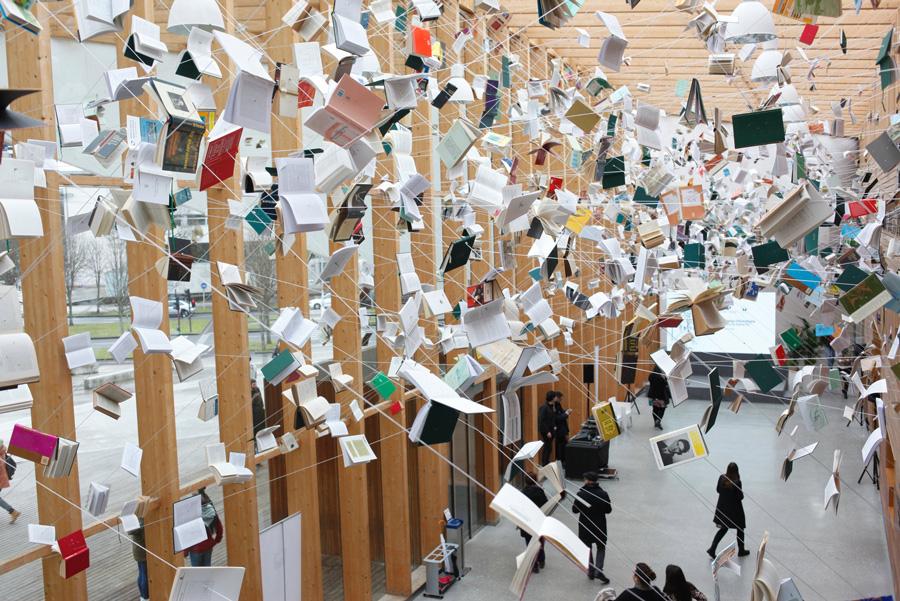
[[410, 26, 432, 58]]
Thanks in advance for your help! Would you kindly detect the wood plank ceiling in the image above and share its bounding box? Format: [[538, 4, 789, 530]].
[[510, 0, 898, 132]]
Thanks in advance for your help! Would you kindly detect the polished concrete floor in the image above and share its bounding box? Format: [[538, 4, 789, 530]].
[[435, 392, 891, 601]]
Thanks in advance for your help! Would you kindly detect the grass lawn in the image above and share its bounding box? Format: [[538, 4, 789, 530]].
[[69, 314, 277, 340]]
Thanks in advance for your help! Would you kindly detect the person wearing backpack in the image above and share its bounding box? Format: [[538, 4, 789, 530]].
[[183, 488, 223, 566], [0, 440, 21, 524]]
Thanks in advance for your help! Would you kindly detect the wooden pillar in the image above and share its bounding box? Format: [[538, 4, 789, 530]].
[[411, 23, 449, 560], [328, 235, 371, 599], [368, 19, 413, 593], [512, 37, 539, 444], [435, 0, 468, 549], [263, 0, 325, 598], [117, 3, 184, 595], [206, 2, 263, 598], [472, 17, 500, 524], [11, 7, 87, 599]]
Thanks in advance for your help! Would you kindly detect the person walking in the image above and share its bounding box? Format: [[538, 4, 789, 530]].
[[129, 520, 149, 601], [572, 471, 612, 583], [517, 469, 548, 573], [538, 391, 557, 465], [707, 462, 749, 558], [0, 440, 20, 524], [647, 366, 671, 430], [614, 563, 667, 601], [185, 488, 223, 566], [662, 565, 707, 601], [553, 392, 571, 464]]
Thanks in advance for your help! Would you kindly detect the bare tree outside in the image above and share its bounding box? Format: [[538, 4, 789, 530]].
[[63, 233, 89, 325], [85, 238, 106, 315], [244, 232, 277, 348], [106, 237, 130, 329]]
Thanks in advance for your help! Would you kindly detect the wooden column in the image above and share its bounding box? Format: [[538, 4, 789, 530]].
[[410, 23, 449, 560], [368, 19, 414, 593], [473, 17, 500, 524], [435, 0, 468, 549], [11, 7, 87, 599], [511, 37, 539, 444], [206, 2, 263, 598], [119, 3, 183, 595], [264, 0, 325, 598], [328, 234, 371, 599]]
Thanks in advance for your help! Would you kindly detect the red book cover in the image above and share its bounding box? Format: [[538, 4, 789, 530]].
[[297, 79, 316, 109], [771, 344, 787, 366], [546, 176, 563, 198], [799, 24, 818, 45], [199, 126, 243, 191], [656, 315, 684, 328], [848, 199, 877, 218], [57, 530, 89, 579]]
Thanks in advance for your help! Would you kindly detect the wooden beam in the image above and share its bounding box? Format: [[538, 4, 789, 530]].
[[118, 1, 184, 595], [263, 0, 325, 599], [329, 220, 371, 601], [369, 19, 414, 594], [206, 2, 263, 598], [411, 21, 450, 563], [10, 6, 88, 600]]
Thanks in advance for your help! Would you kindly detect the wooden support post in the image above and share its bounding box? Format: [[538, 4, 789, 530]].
[[206, 2, 263, 598], [328, 235, 371, 599], [116, 3, 184, 595], [264, 1, 325, 599], [11, 8, 87, 599], [472, 18, 500, 524], [369, 22, 414, 594], [410, 24, 449, 561]]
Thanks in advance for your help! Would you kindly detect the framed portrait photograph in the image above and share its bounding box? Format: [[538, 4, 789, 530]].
[[649, 424, 708, 470]]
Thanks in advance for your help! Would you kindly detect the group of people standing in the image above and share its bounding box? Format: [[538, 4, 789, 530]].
[[525, 370, 751, 596]]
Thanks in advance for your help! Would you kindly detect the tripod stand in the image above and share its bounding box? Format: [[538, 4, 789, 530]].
[[858, 451, 880, 489]]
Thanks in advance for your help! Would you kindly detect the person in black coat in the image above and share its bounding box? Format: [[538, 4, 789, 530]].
[[517, 470, 548, 572], [572, 471, 612, 583], [552, 392, 571, 463], [707, 462, 750, 558], [614, 563, 667, 601], [537, 391, 557, 464], [647, 366, 671, 430]]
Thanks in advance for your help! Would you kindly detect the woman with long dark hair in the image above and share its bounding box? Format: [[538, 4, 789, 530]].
[[662, 565, 707, 601], [707, 462, 749, 558]]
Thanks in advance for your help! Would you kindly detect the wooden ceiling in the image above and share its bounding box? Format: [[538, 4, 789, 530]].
[[509, 0, 898, 129]]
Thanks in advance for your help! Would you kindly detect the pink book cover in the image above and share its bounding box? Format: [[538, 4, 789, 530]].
[[8, 424, 58, 464]]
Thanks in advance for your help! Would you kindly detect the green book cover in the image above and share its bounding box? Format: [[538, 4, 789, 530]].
[[633, 186, 659, 207], [802, 228, 818, 256], [370, 372, 396, 400], [602, 155, 625, 189], [839, 273, 889, 318], [262, 350, 296, 383], [732, 109, 785, 149], [683, 242, 705, 269], [745, 356, 783, 393], [780, 328, 802, 352], [606, 113, 617, 137], [751, 241, 789, 271], [834, 265, 868, 293], [441, 235, 476, 273], [245, 206, 272, 235]]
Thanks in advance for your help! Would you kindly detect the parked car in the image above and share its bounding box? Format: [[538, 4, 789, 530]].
[[168, 302, 194, 318], [310, 295, 331, 313]]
